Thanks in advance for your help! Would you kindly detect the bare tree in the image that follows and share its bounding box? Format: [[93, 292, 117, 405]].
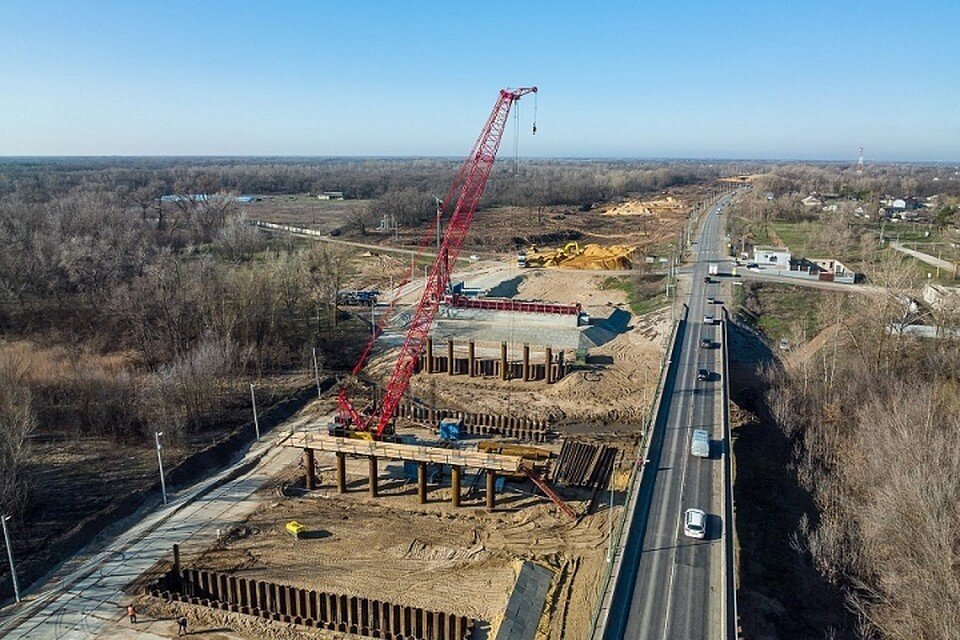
[[0, 355, 36, 516]]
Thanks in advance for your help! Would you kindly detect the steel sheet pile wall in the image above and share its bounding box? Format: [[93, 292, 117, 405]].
[[551, 441, 617, 489], [396, 402, 550, 442], [148, 568, 474, 640]]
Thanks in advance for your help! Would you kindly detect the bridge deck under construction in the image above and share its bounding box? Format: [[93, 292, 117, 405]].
[[286, 432, 523, 473]]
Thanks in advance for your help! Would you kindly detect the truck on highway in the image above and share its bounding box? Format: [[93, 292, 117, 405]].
[[690, 429, 710, 458], [708, 263, 719, 276]]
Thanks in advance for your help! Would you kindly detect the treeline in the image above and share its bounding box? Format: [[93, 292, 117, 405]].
[[0, 156, 724, 213], [0, 175, 362, 516], [751, 163, 960, 201], [765, 280, 960, 638]]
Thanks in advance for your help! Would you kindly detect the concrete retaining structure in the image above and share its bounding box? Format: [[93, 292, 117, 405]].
[[148, 565, 474, 640], [494, 562, 554, 640], [416, 338, 569, 383]]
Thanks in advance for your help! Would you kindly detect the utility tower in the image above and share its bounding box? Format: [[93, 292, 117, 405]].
[[856, 146, 864, 174]]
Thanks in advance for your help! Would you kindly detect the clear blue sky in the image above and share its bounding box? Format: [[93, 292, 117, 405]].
[[1, 0, 958, 161]]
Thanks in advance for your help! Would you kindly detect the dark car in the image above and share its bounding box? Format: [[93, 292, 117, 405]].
[[703, 276, 711, 284], [699, 337, 712, 349], [697, 368, 710, 381]]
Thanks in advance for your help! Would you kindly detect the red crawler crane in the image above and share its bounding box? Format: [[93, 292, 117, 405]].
[[336, 87, 538, 440]]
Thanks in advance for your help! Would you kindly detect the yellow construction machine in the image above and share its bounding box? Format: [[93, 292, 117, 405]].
[[517, 241, 583, 268]]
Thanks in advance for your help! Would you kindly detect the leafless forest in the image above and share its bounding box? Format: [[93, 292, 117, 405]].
[[730, 163, 960, 639]]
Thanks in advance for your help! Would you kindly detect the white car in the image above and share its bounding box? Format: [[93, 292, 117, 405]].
[[469, 254, 481, 262], [683, 508, 707, 539], [703, 314, 715, 325]]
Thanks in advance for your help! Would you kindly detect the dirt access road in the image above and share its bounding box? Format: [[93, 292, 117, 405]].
[[0, 414, 314, 640]]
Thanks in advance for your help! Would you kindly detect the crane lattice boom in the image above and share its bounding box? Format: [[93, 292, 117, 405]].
[[337, 87, 537, 438]]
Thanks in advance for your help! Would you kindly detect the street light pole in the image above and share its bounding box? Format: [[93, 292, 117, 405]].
[[250, 383, 261, 442], [607, 462, 617, 563], [1, 515, 20, 603], [155, 431, 167, 505], [434, 197, 443, 250], [312, 347, 322, 399]]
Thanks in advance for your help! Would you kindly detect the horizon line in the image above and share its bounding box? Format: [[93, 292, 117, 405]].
[[0, 154, 958, 166]]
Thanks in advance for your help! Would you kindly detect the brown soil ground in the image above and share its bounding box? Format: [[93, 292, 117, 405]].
[[379, 268, 671, 428], [401, 313, 667, 428], [464, 201, 687, 257], [129, 188, 698, 639], [171, 462, 622, 640]]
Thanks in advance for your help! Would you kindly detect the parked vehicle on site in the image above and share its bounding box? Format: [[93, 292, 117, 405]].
[[336, 289, 379, 306], [683, 508, 707, 539], [690, 429, 710, 458]]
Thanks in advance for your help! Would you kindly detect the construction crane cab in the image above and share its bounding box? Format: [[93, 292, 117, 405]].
[[328, 414, 398, 441]]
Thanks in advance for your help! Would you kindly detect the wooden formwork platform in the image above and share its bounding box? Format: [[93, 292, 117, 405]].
[[286, 433, 523, 473]]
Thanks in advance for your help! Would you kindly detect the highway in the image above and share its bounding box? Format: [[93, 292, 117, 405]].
[[604, 195, 731, 639]]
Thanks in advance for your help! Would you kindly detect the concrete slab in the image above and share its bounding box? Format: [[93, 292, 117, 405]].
[[494, 562, 553, 640]]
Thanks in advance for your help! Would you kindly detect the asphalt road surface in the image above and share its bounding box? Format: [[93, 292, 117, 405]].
[[0, 417, 311, 640], [606, 195, 731, 639]]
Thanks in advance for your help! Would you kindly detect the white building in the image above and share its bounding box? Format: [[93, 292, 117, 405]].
[[923, 283, 960, 313], [753, 246, 792, 268]]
